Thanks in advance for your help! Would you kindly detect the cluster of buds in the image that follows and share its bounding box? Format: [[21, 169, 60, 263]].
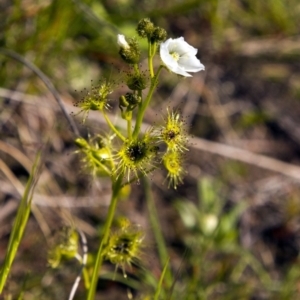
[[136, 18, 167, 44]]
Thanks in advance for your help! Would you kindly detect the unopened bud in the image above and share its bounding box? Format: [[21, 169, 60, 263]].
[[151, 27, 167, 43], [118, 35, 140, 64], [136, 18, 154, 38]]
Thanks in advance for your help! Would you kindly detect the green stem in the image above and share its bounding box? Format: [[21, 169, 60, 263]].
[[148, 41, 154, 78], [127, 117, 132, 139], [144, 177, 173, 288], [132, 66, 163, 139], [87, 176, 123, 300], [133, 63, 140, 75], [151, 43, 157, 59], [148, 41, 158, 78], [83, 267, 90, 290], [102, 111, 126, 141], [90, 155, 111, 176]]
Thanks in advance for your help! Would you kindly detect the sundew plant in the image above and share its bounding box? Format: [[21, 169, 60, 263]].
[[75, 18, 204, 299], [0, 18, 204, 299]]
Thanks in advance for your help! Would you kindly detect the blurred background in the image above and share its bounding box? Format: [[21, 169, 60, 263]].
[[1, 0, 300, 299]]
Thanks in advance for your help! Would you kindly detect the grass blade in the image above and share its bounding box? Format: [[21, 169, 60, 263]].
[[0, 151, 43, 293], [154, 258, 170, 300]]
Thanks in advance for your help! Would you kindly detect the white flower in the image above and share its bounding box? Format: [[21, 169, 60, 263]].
[[160, 37, 205, 77], [117, 34, 130, 49]]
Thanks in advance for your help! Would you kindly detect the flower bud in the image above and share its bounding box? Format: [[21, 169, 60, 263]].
[[136, 18, 154, 38], [151, 26, 167, 43], [126, 72, 147, 91], [118, 35, 140, 64], [75, 137, 89, 149], [119, 93, 141, 111]]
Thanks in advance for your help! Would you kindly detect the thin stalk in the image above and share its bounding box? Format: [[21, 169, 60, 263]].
[[0, 151, 42, 292], [133, 63, 140, 75], [148, 41, 154, 78], [127, 117, 132, 139], [143, 177, 173, 288], [87, 175, 123, 300], [102, 111, 126, 141], [151, 43, 157, 60], [132, 66, 163, 139], [90, 155, 111, 176], [83, 268, 90, 290]]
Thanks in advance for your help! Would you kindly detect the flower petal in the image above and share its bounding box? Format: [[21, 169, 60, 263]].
[[117, 34, 129, 49], [171, 38, 198, 56], [160, 37, 204, 77], [160, 41, 177, 69], [173, 66, 192, 77], [178, 56, 205, 72]]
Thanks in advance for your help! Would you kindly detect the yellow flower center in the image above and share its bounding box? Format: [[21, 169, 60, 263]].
[[170, 51, 180, 61]]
